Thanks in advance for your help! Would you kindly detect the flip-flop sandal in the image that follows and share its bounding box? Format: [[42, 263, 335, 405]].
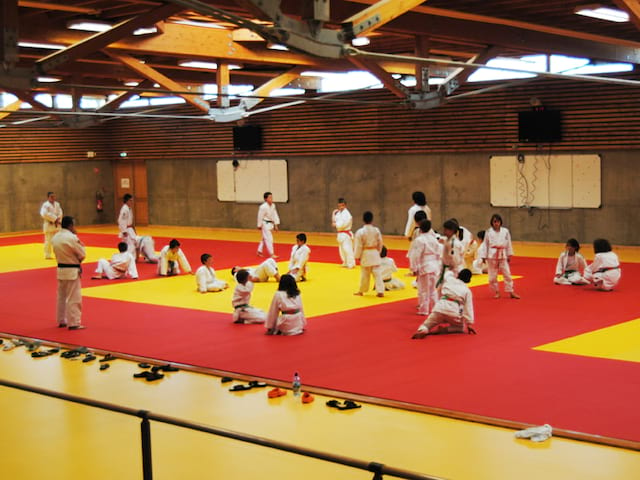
[[82, 354, 97, 363], [229, 384, 253, 391], [326, 399, 342, 409], [31, 351, 51, 358], [145, 372, 164, 382], [302, 392, 314, 403], [268, 387, 286, 398], [159, 364, 179, 372], [221, 377, 233, 383], [338, 400, 361, 410], [99, 354, 116, 363], [99, 364, 110, 371], [138, 363, 152, 369], [248, 380, 267, 388], [134, 371, 152, 379]]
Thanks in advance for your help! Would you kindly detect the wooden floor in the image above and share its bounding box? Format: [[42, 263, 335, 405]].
[[1, 226, 639, 480]]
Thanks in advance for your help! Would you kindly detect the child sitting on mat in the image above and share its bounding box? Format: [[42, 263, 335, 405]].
[[379, 246, 405, 290], [554, 238, 588, 285], [158, 239, 192, 276], [412, 269, 475, 339], [231, 269, 266, 324], [92, 242, 138, 280], [195, 253, 228, 293], [265, 274, 306, 335], [583, 238, 621, 291]]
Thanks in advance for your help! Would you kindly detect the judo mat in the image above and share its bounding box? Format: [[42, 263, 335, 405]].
[[1, 227, 640, 445]]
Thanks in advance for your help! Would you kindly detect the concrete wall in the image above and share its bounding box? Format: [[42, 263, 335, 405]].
[[145, 151, 639, 246], [0, 160, 115, 232]]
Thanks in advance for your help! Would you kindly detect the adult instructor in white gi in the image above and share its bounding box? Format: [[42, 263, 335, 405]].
[[40, 191, 63, 259], [52, 216, 86, 329]]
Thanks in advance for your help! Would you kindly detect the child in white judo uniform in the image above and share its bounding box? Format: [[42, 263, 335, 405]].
[[354, 211, 385, 297], [477, 214, 520, 299], [469, 230, 487, 274], [554, 238, 588, 285], [379, 246, 405, 290], [583, 238, 621, 291], [332, 197, 355, 268], [257, 191, 280, 258], [287, 233, 311, 282], [437, 219, 465, 288], [412, 269, 475, 339], [158, 239, 192, 276], [135, 234, 159, 263], [265, 274, 306, 335], [231, 258, 281, 283], [404, 191, 432, 240], [231, 269, 266, 324], [408, 219, 442, 315], [195, 253, 228, 293], [92, 242, 138, 280]]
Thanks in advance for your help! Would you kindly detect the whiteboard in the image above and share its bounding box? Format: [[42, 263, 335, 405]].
[[217, 159, 288, 202], [490, 154, 600, 208]]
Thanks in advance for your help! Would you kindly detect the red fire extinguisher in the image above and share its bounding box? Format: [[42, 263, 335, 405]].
[[96, 190, 104, 212]]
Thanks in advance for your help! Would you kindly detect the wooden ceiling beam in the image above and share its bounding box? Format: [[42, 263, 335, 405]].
[[0, 99, 23, 120], [36, 3, 184, 74], [346, 0, 640, 64], [97, 79, 154, 113], [241, 65, 307, 110], [18, 1, 100, 15], [347, 56, 409, 98], [614, 0, 640, 30], [103, 49, 210, 112], [342, 0, 426, 39]]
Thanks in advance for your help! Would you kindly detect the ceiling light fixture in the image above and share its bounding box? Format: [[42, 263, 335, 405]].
[[267, 43, 289, 51], [18, 41, 65, 50], [37, 76, 61, 83], [351, 37, 370, 47], [172, 19, 224, 29], [133, 26, 158, 35], [178, 61, 241, 70], [574, 5, 629, 22], [67, 19, 112, 32]]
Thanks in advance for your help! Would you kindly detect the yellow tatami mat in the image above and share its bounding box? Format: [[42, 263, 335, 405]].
[[1, 346, 639, 480], [534, 318, 640, 363], [0, 244, 125, 274]]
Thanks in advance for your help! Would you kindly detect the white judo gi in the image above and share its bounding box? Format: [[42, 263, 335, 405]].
[[265, 291, 306, 335], [40, 199, 63, 259], [438, 235, 465, 285], [118, 203, 136, 252], [158, 245, 192, 275], [379, 256, 405, 290], [477, 227, 515, 294], [94, 251, 139, 279], [248, 258, 280, 282], [136, 235, 159, 263], [257, 201, 280, 257], [404, 203, 432, 238], [554, 251, 588, 285], [288, 243, 311, 282], [333, 208, 355, 268], [408, 231, 442, 315], [195, 265, 228, 292], [583, 251, 621, 291], [415, 271, 475, 335], [354, 224, 384, 295], [231, 280, 266, 324], [52, 228, 85, 328]]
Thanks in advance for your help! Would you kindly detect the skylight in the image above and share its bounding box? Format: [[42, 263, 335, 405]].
[[574, 6, 629, 22]]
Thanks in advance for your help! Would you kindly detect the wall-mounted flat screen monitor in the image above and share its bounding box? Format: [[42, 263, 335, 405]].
[[233, 125, 262, 151], [518, 109, 562, 143]]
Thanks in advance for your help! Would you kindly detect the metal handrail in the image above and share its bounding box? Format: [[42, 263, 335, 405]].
[[0, 378, 446, 480]]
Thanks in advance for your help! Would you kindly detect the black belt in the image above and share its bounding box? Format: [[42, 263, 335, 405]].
[[234, 304, 249, 309], [58, 263, 82, 273]]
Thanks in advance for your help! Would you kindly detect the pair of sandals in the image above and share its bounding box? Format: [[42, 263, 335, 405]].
[[326, 399, 361, 411], [230, 380, 268, 392], [133, 371, 164, 382], [31, 348, 60, 358]]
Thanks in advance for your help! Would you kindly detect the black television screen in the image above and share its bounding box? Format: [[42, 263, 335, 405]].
[[233, 125, 262, 151], [518, 109, 562, 143]]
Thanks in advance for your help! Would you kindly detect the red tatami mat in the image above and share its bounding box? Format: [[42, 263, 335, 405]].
[[1, 234, 639, 443]]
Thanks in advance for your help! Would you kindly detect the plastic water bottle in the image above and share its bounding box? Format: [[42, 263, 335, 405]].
[[292, 371, 301, 397]]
